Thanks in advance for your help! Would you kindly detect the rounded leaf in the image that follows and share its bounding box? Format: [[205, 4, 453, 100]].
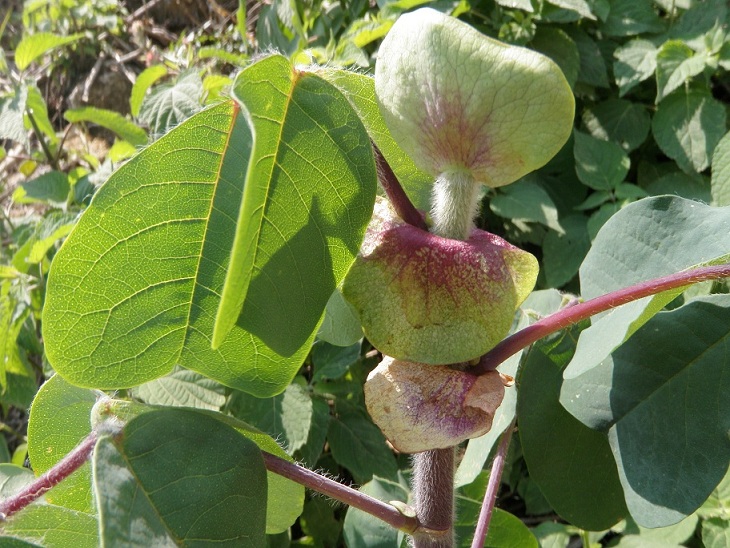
[[364, 357, 506, 453], [342, 200, 538, 364], [375, 8, 574, 188]]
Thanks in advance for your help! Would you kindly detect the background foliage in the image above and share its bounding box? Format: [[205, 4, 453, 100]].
[[0, 0, 729, 546]]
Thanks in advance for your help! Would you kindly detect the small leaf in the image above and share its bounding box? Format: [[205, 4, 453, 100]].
[[27, 375, 96, 513], [652, 89, 727, 174], [64, 107, 147, 146], [311, 340, 360, 382], [2, 505, 98, 548], [581, 99, 650, 152], [139, 70, 203, 138], [542, 215, 590, 288], [13, 171, 69, 204], [343, 474, 410, 548], [94, 409, 267, 546], [530, 27, 581, 88], [561, 296, 730, 528], [328, 401, 398, 483], [129, 65, 168, 118], [574, 131, 630, 190], [0, 463, 34, 498], [316, 289, 363, 348], [130, 366, 226, 410], [613, 40, 657, 97], [545, 0, 595, 19], [229, 382, 313, 454], [655, 41, 708, 102], [0, 87, 29, 147], [567, 28, 609, 88], [15, 32, 84, 71], [702, 518, 730, 548], [711, 130, 730, 206], [599, 0, 664, 36], [489, 176, 562, 233], [25, 84, 57, 144]]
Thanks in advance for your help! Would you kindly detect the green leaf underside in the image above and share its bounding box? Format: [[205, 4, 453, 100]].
[[565, 197, 730, 380], [26, 375, 96, 513], [518, 346, 627, 530], [213, 55, 376, 350], [94, 409, 267, 547], [44, 56, 375, 397], [561, 296, 730, 528]]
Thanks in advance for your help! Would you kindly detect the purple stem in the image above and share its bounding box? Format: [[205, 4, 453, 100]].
[[0, 431, 98, 519], [261, 451, 420, 533], [470, 419, 515, 548], [372, 141, 429, 231], [474, 263, 730, 375]]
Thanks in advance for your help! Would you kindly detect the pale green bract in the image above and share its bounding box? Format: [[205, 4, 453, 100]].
[[375, 8, 574, 189]]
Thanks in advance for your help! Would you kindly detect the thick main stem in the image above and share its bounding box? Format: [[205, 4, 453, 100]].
[[411, 449, 455, 546], [410, 170, 483, 547]]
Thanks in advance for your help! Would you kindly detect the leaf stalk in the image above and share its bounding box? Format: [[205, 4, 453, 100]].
[[474, 263, 730, 375]]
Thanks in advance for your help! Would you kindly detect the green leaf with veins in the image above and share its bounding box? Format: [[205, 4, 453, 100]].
[[43, 55, 376, 397], [375, 8, 574, 189]]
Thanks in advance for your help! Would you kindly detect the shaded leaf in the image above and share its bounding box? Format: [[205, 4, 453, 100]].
[[652, 88, 726, 174], [328, 401, 398, 483], [530, 27, 580, 88], [613, 40, 657, 97], [311, 340, 360, 382], [581, 99, 650, 152], [316, 288, 363, 348], [490, 176, 562, 233], [542, 215, 590, 288], [13, 171, 69, 204], [600, 0, 664, 36], [343, 475, 410, 548], [518, 346, 627, 530], [130, 366, 226, 410], [94, 409, 267, 546], [645, 171, 711, 202], [567, 28, 609, 88], [561, 296, 730, 527], [574, 130, 630, 190]]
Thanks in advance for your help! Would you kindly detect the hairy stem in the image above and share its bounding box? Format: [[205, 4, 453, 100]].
[[261, 451, 420, 533], [0, 431, 98, 519], [372, 142, 429, 231], [474, 263, 730, 375], [431, 171, 482, 241], [411, 449, 455, 547], [471, 419, 515, 548]]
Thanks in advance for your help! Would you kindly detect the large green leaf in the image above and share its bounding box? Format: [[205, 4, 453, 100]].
[[564, 196, 730, 380], [26, 375, 96, 513], [43, 55, 376, 397], [93, 409, 267, 547], [518, 346, 627, 530], [213, 55, 376, 348], [560, 295, 730, 527]]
